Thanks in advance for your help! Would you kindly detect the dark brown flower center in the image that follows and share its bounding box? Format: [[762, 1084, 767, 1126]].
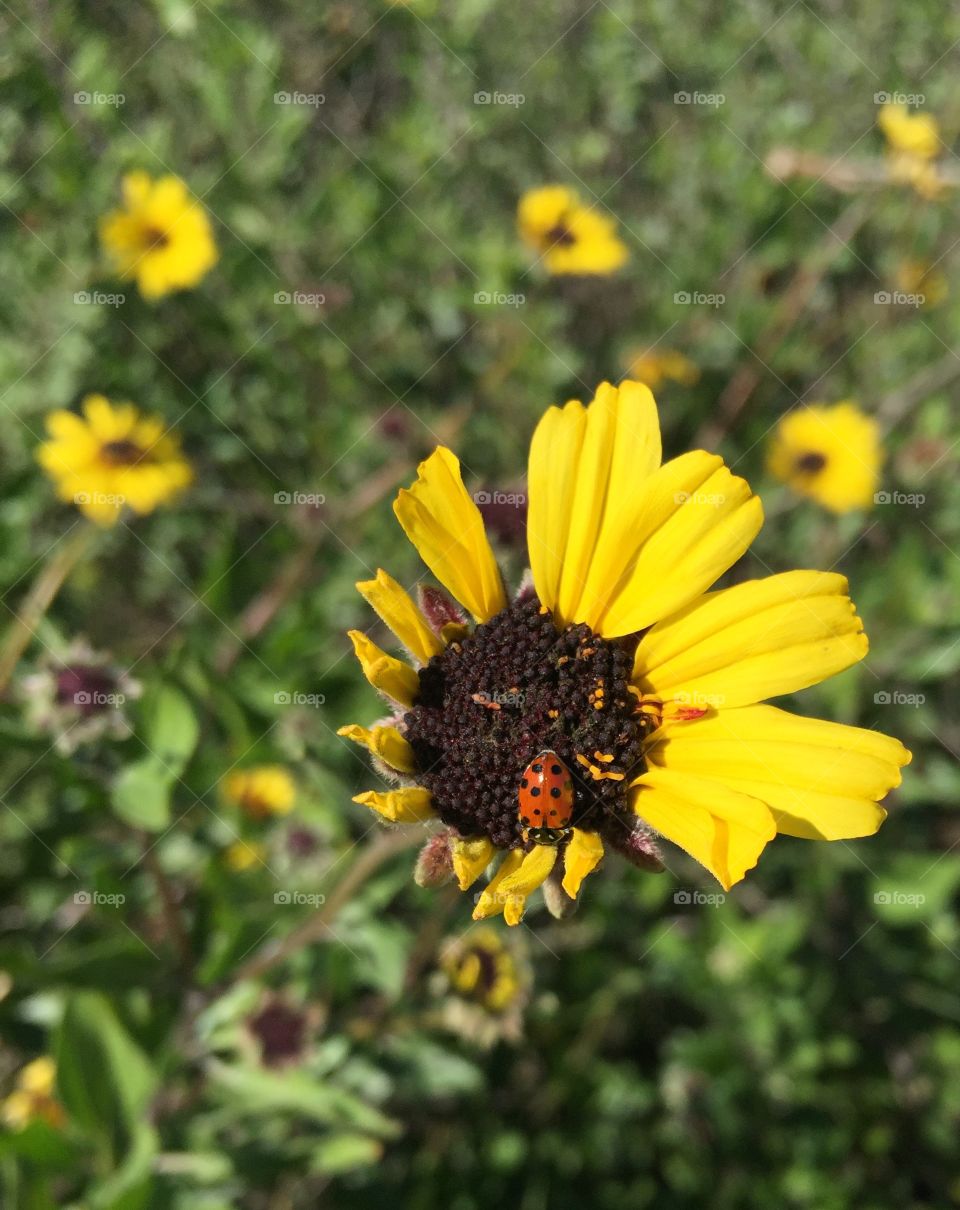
[[544, 222, 577, 248], [795, 450, 828, 474], [404, 595, 647, 850], [100, 439, 145, 466], [142, 226, 170, 250], [55, 666, 117, 714]]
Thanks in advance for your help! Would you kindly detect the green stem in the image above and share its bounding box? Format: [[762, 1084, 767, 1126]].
[[0, 524, 97, 695]]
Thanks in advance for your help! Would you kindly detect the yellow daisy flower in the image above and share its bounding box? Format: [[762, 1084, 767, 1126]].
[[224, 766, 296, 819], [224, 840, 268, 871], [878, 103, 940, 159], [767, 401, 882, 514], [2, 1057, 65, 1131], [441, 927, 523, 1015], [894, 258, 948, 308], [518, 186, 628, 276], [37, 395, 193, 527], [100, 171, 218, 300], [341, 380, 909, 925], [624, 347, 700, 390], [878, 104, 945, 200]]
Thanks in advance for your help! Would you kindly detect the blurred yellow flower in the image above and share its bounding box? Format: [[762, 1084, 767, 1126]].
[[878, 103, 939, 159], [100, 171, 218, 300], [441, 927, 522, 1015], [518, 185, 628, 276], [895, 259, 948, 308], [878, 104, 945, 199], [224, 766, 296, 819], [624, 347, 699, 390], [224, 840, 268, 871], [37, 395, 193, 527], [767, 401, 882, 513], [2, 1057, 65, 1131]]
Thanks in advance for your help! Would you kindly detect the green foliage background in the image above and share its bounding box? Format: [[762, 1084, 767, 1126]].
[[1, 1, 959, 1206]]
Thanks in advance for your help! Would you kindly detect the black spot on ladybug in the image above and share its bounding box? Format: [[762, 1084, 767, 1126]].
[[533, 808, 541, 816], [549, 809, 558, 818], [530, 786, 541, 797], [521, 777, 528, 788], [551, 764, 562, 775], [532, 763, 543, 773], [550, 786, 562, 798]]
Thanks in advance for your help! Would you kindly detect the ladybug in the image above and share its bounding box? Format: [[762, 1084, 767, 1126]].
[[518, 750, 575, 844]]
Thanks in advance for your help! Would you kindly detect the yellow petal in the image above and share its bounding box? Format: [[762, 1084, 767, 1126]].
[[393, 447, 506, 622], [352, 787, 435, 824], [337, 724, 416, 774], [356, 570, 443, 665], [631, 766, 775, 890], [527, 381, 661, 627], [561, 829, 604, 898], [633, 571, 868, 709], [347, 630, 420, 707], [596, 451, 764, 637], [472, 848, 525, 919], [451, 835, 495, 891], [645, 704, 911, 840], [495, 844, 558, 925]]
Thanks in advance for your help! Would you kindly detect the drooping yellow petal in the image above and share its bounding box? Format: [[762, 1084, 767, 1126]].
[[631, 766, 776, 889], [495, 844, 558, 925], [356, 570, 443, 665], [347, 630, 420, 707], [633, 571, 868, 709], [451, 835, 495, 891], [353, 787, 435, 824], [645, 704, 911, 840], [596, 451, 764, 637], [393, 448, 506, 622], [472, 848, 525, 919], [527, 381, 661, 626], [337, 724, 416, 774], [561, 829, 604, 898]]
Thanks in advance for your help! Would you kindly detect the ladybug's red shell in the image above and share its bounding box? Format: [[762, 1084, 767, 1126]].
[[518, 750, 574, 835]]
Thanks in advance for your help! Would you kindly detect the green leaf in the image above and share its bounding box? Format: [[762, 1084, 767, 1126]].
[[54, 992, 158, 1156], [310, 1132, 383, 1175], [142, 684, 199, 776], [86, 1120, 157, 1210], [205, 1060, 398, 1138], [110, 756, 172, 831]]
